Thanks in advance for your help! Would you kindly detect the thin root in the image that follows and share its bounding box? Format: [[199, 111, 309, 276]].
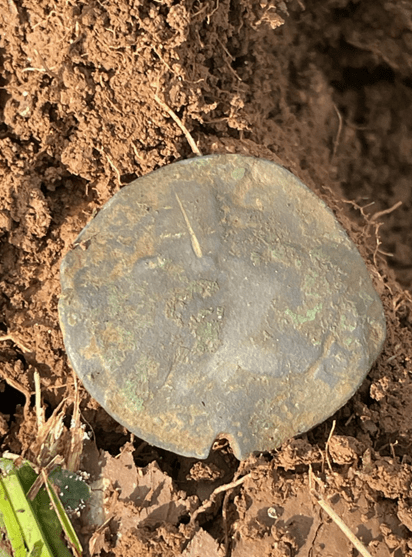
[[370, 200, 402, 222], [189, 473, 251, 526], [105, 153, 122, 186], [0, 333, 32, 353], [95, 147, 122, 186]]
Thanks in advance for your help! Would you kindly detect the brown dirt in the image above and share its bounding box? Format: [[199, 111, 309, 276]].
[[1, 0, 412, 556]]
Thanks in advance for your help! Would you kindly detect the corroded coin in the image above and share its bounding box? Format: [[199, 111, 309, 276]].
[[59, 155, 386, 459]]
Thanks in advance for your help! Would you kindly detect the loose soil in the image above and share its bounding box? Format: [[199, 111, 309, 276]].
[[1, 1, 412, 556]]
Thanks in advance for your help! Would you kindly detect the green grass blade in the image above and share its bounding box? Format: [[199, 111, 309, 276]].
[[17, 462, 73, 557], [43, 476, 82, 557], [0, 460, 53, 557], [1, 458, 83, 557], [0, 475, 26, 557]]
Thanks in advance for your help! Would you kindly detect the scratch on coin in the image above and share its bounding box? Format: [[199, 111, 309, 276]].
[[175, 192, 203, 258]]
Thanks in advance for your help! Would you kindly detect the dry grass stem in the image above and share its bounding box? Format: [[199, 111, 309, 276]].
[[315, 497, 373, 557], [310, 471, 373, 557], [154, 93, 202, 156], [34, 371, 45, 429], [324, 419, 336, 473], [34, 399, 66, 465], [27, 454, 64, 501]]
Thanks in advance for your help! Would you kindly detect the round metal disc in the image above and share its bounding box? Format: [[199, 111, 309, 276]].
[[59, 154, 386, 459]]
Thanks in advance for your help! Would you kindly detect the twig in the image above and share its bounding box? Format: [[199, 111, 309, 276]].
[[189, 473, 251, 526], [324, 420, 336, 473], [310, 472, 373, 557], [315, 496, 373, 557], [154, 94, 202, 156]]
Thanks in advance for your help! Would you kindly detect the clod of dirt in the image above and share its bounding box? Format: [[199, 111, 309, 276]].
[[181, 528, 224, 557], [84, 443, 198, 555], [59, 154, 386, 460]]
